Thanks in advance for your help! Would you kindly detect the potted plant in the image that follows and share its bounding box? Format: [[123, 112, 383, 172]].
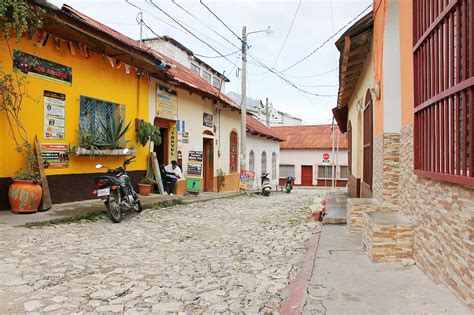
[[217, 169, 226, 192], [136, 119, 161, 147], [138, 176, 156, 196], [0, 72, 42, 213]]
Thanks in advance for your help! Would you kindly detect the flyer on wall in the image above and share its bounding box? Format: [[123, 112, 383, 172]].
[[44, 90, 66, 140]]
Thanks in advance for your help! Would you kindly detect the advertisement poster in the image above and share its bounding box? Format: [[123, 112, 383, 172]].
[[240, 170, 255, 190], [169, 123, 177, 161], [41, 143, 69, 168], [13, 50, 72, 85], [187, 163, 203, 176], [156, 85, 178, 120], [188, 151, 203, 162], [203, 112, 213, 127], [186, 177, 202, 192], [187, 150, 203, 193], [44, 91, 66, 140]]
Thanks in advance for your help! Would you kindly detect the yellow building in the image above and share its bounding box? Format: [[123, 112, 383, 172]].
[[0, 5, 167, 209]]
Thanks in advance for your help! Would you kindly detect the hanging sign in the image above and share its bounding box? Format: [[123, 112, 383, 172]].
[[43, 91, 66, 140], [156, 84, 177, 120], [13, 50, 72, 85], [188, 151, 203, 162], [41, 143, 69, 168], [203, 113, 213, 128], [181, 131, 189, 144], [169, 123, 177, 161]]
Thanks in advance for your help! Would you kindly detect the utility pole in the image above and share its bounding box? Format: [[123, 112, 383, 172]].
[[265, 98, 270, 126], [137, 12, 143, 48], [240, 26, 248, 172], [331, 116, 335, 190]]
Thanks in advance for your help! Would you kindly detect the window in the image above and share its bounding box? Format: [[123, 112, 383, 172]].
[[318, 165, 334, 179], [202, 71, 211, 83], [191, 63, 200, 75], [79, 96, 124, 139], [261, 151, 267, 175], [271, 152, 277, 180], [339, 166, 348, 179], [212, 77, 221, 88], [280, 165, 295, 177], [229, 130, 238, 173], [413, 0, 473, 186], [249, 150, 255, 173]]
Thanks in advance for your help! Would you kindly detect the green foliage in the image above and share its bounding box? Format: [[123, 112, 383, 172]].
[[99, 117, 132, 149], [136, 119, 161, 147], [13, 146, 38, 180], [217, 168, 226, 191], [140, 176, 157, 185], [77, 127, 103, 153], [0, 0, 45, 41]]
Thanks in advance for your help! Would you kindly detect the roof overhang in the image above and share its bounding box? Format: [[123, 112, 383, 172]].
[[332, 106, 349, 133]]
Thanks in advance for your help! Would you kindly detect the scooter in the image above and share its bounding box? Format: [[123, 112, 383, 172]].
[[93, 148, 142, 223], [285, 176, 294, 193], [261, 173, 272, 196]]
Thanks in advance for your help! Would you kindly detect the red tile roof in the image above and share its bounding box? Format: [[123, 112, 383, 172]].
[[247, 115, 284, 142], [270, 125, 348, 149]]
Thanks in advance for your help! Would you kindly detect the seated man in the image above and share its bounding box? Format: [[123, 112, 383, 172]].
[[163, 160, 182, 195]]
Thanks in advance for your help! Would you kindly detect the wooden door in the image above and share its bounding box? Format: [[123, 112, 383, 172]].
[[362, 89, 373, 197], [301, 165, 313, 186], [203, 138, 214, 192]]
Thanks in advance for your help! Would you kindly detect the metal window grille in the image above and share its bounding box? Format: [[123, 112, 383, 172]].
[[318, 165, 334, 179], [79, 96, 124, 138], [229, 130, 238, 173], [339, 166, 348, 179], [413, 0, 473, 186], [279, 165, 295, 177]]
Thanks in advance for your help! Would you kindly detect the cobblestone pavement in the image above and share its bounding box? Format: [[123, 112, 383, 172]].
[[0, 189, 322, 314]]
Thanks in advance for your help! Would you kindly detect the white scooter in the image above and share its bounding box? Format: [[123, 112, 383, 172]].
[[261, 173, 272, 196]]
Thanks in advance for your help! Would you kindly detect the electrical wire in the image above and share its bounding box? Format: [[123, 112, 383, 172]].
[[194, 50, 240, 59], [199, 0, 243, 43], [281, 67, 339, 78], [146, 0, 236, 65], [280, 3, 372, 72]]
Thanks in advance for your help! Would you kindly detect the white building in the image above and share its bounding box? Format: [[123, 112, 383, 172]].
[[271, 125, 348, 187], [144, 36, 229, 92], [246, 114, 283, 189], [226, 91, 302, 127]]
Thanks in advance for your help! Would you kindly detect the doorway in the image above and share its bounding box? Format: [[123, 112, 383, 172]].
[[362, 89, 373, 197], [301, 165, 313, 186], [203, 138, 214, 192], [154, 117, 170, 166]]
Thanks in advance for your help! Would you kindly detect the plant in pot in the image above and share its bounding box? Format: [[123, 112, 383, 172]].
[[136, 119, 161, 147], [138, 176, 156, 196], [217, 169, 226, 192], [0, 72, 42, 213]]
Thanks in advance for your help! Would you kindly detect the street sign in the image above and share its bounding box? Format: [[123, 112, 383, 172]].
[[323, 153, 330, 161]]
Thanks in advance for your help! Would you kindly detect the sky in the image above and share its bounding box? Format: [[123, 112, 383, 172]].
[[49, 0, 372, 125]]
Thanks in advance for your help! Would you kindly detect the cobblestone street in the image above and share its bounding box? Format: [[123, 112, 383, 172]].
[[0, 189, 321, 313]]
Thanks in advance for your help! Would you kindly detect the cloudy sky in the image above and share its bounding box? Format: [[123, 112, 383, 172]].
[[50, 0, 371, 124]]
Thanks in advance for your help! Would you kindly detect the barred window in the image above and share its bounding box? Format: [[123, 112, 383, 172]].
[[212, 77, 221, 88], [203, 71, 211, 83], [279, 165, 295, 177], [79, 96, 124, 139], [229, 130, 238, 173], [191, 64, 200, 75], [339, 165, 348, 179], [318, 165, 334, 179]]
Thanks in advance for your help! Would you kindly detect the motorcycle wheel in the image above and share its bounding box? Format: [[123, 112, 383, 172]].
[[106, 190, 122, 223], [133, 199, 143, 213], [262, 188, 271, 196]]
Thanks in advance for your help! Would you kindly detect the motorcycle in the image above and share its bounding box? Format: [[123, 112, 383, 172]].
[[261, 172, 272, 196], [93, 148, 142, 223], [285, 176, 294, 193]]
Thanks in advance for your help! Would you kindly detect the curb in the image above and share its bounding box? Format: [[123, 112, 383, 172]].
[[280, 225, 322, 315]]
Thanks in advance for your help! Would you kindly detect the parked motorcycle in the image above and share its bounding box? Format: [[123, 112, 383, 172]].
[[285, 176, 294, 193], [261, 173, 272, 196], [93, 148, 142, 223]]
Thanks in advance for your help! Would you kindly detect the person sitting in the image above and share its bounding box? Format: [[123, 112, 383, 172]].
[[163, 160, 182, 195]]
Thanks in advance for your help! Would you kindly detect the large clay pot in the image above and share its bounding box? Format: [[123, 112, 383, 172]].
[[138, 183, 152, 196], [8, 180, 43, 214]]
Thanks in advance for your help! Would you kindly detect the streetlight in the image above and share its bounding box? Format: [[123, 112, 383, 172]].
[[240, 25, 272, 172]]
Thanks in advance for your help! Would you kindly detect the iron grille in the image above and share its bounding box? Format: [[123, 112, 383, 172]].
[[79, 96, 125, 139]]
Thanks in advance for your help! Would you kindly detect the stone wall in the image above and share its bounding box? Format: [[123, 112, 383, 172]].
[[399, 124, 474, 309], [373, 133, 400, 206], [346, 198, 381, 233]]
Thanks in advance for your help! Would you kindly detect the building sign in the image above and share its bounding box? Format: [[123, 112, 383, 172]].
[[240, 170, 255, 190], [43, 91, 66, 140], [203, 113, 213, 128], [186, 177, 201, 192], [41, 143, 69, 168], [156, 85, 177, 120], [188, 151, 203, 162], [169, 122, 177, 161], [181, 131, 189, 144], [13, 50, 72, 85], [322, 152, 331, 164]]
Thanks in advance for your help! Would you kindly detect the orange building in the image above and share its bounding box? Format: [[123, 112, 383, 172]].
[[334, 0, 473, 309]]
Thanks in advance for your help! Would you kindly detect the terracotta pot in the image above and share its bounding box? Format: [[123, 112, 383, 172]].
[[8, 180, 43, 214], [138, 183, 152, 196]]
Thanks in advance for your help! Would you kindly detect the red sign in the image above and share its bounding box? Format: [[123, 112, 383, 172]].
[[323, 153, 330, 160]]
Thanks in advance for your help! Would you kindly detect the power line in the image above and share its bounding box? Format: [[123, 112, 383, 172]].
[[271, 0, 302, 68], [280, 4, 372, 72], [146, 0, 236, 65], [195, 49, 240, 59], [199, 0, 243, 43], [282, 67, 339, 78]]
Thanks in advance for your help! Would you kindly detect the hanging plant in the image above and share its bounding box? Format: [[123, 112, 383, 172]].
[[0, 0, 45, 41], [136, 119, 161, 147]]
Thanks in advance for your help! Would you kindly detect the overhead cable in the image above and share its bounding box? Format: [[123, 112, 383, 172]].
[[199, 0, 243, 43]]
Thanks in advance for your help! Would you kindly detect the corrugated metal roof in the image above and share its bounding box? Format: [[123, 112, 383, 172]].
[[270, 125, 348, 149], [247, 114, 284, 142]]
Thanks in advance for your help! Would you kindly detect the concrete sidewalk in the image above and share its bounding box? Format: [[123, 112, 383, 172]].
[[303, 225, 470, 314], [0, 191, 241, 227], [322, 190, 347, 224]]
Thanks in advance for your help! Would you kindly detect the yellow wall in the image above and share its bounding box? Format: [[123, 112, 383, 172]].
[[398, 0, 414, 126], [0, 37, 150, 178]]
